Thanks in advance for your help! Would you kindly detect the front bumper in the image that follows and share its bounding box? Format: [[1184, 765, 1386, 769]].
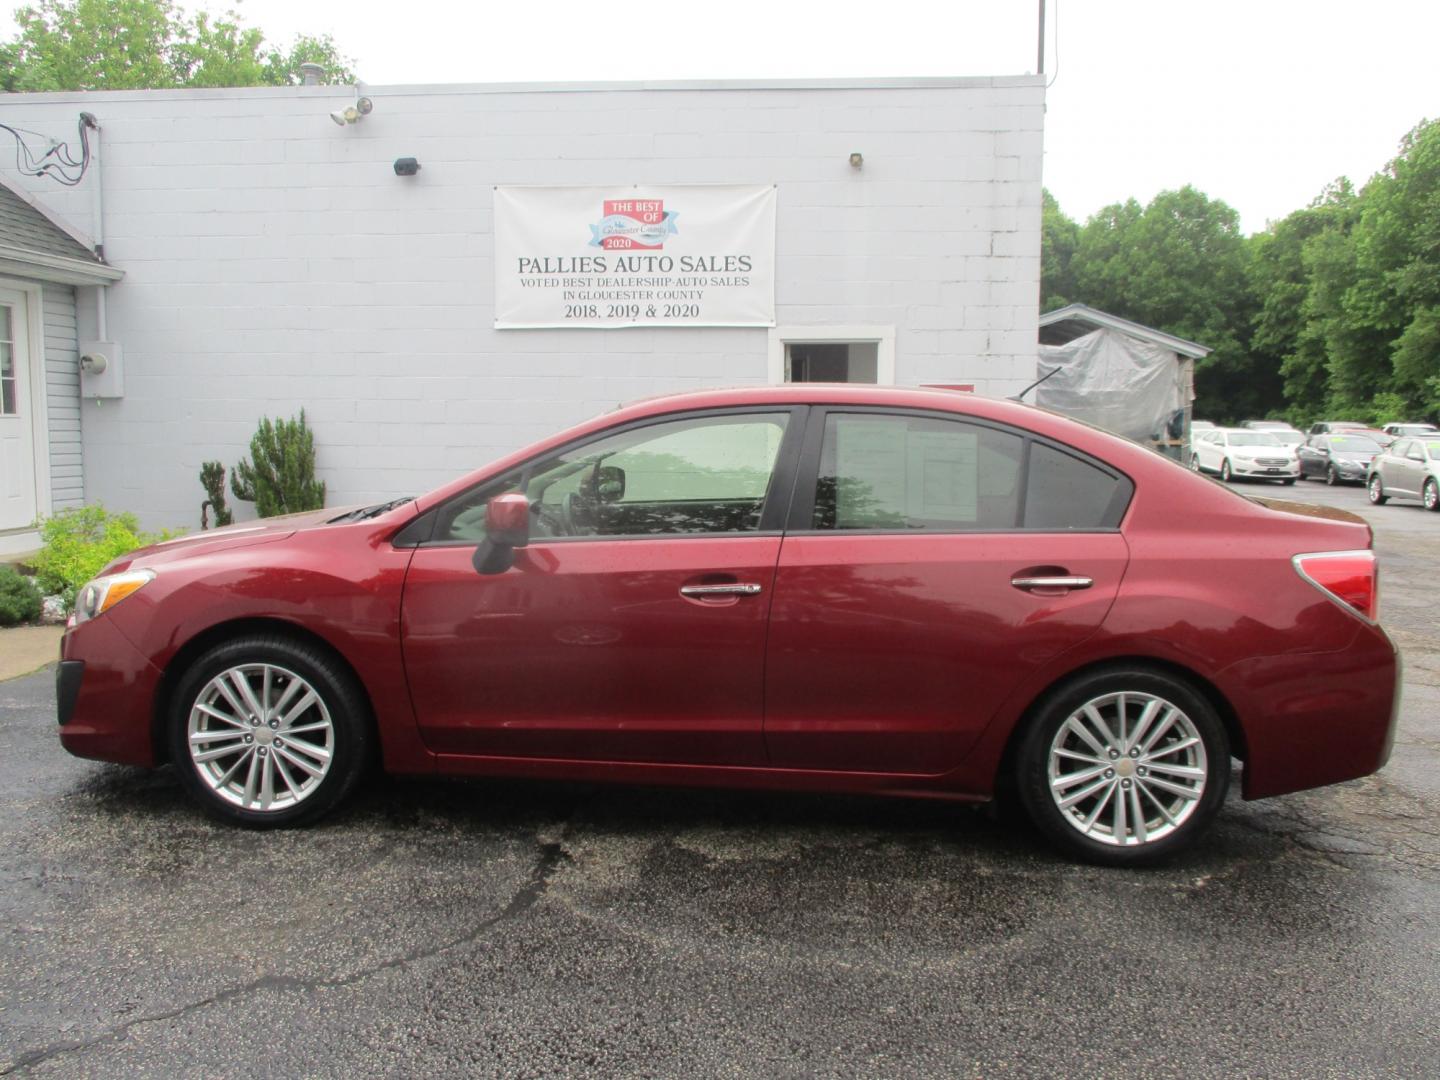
[[57, 615, 165, 767], [1232, 458, 1299, 478]]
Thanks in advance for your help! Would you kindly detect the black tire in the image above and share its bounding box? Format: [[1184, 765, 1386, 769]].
[[1190, 455, 1202, 473], [1015, 666, 1231, 866], [1326, 465, 1339, 486], [1280, 477, 1297, 486], [1425, 478, 1440, 513], [168, 634, 372, 827], [1368, 475, 1388, 505], [1220, 459, 1233, 482]]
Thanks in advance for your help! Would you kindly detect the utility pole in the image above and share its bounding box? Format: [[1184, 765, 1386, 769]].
[[1037, 0, 1046, 75]]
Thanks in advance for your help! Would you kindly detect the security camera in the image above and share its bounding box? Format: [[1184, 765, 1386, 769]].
[[393, 157, 421, 176]]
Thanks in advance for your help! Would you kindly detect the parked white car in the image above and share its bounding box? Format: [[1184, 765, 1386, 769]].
[[1190, 428, 1299, 484], [1368, 436, 1440, 511]]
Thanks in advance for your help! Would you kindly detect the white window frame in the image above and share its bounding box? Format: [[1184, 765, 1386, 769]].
[[767, 325, 895, 386]]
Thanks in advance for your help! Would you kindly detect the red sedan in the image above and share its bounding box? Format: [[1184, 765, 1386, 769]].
[[56, 386, 1398, 864]]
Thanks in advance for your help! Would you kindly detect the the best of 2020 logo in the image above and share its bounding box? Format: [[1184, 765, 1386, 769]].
[[589, 199, 679, 250]]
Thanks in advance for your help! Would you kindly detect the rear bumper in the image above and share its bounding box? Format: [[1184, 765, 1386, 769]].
[[57, 616, 164, 767], [1223, 622, 1400, 800]]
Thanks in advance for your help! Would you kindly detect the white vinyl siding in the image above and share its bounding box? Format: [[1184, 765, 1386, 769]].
[[42, 283, 82, 509]]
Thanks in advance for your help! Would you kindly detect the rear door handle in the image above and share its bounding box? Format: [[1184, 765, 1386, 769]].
[[1011, 576, 1093, 591], [680, 583, 764, 598]]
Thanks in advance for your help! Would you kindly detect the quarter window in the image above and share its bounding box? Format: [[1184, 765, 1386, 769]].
[[1024, 443, 1128, 530]]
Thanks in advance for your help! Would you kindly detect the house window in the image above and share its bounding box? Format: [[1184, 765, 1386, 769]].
[[768, 325, 895, 386]]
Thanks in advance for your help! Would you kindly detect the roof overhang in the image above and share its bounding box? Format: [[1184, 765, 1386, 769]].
[[1039, 303, 1211, 359], [0, 243, 123, 286]]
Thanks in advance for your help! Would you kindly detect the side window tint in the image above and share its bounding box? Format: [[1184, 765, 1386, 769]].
[[1024, 443, 1129, 530], [432, 413, 789, 543], [813, 414, 1023, 530]]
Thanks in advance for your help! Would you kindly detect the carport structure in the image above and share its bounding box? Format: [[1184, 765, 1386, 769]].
[[1036, 303, 1210, 458]]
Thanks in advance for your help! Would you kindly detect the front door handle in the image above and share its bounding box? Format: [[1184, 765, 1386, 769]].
[[1011, 575, 1093, 591], [679, 583, 764, 598]]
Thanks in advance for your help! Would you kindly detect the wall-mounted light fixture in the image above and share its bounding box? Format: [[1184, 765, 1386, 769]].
[[849, 152, 864, 169], [329, 96, 374, 126]]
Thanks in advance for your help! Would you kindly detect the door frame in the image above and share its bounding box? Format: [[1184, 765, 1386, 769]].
[[0, 278, 51, 548]]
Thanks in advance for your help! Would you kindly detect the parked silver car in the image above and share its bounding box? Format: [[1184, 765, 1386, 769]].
[[1368, 437, 1440, 511], [1382, 422, 1439, 439]]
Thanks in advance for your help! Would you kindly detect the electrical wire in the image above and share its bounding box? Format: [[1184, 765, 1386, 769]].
[[0, 113, 93, 186], [1046, 0, 1061, 89]]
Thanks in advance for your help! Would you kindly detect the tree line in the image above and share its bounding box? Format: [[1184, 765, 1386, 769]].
[[1043, 117, 1439, 426], [0, 0, 355, 91]]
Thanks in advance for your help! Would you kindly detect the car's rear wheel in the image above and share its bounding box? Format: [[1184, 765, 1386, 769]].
[[168, 635, 371, 827], [1220, 459, 1233, 482], [1016, 668, 1230, 865], [1369, 475, 1388, 505], [1425, 478, 1440, 512]]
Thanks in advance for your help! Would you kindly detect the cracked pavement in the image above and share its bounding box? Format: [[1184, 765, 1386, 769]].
[[2, 480, 1437, 1077]]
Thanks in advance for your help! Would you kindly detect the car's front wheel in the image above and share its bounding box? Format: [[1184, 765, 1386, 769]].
[[1369, 475, 1388, 505], [1220, 459, 1233, 482], [1326, 464, 1340, 486], [168, 635, 372, 827], [1189, 455, 1202, 473], [1015, 668, 1230, 865], [1425, 478, 1440, 512]]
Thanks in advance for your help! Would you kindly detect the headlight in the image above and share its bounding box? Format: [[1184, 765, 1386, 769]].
[[72, 569, 156, 625]]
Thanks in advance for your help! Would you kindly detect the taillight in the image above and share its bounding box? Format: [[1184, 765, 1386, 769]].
[[1292, 550, 1379, 622]]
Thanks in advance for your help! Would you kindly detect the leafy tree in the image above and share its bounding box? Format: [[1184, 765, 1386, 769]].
[[1069, 186, 1266, 421], [1040, 189, 1079, 312], [1246, 179, 1358, 420], [0, 0, 355, 92]]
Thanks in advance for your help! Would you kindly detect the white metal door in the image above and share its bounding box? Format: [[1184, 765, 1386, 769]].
[[0, 288, 38, 533]]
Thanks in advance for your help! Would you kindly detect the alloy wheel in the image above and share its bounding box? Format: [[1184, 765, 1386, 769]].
[[1426, 479, 1439, 512], [1045, 691, 1208, 848], [186, 663, 335, 812]]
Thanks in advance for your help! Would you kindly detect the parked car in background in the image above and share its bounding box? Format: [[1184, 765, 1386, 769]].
[[55, 386, 1399, 866], [1241, 420, 1299, 432], [1368, 436, 1440, 511], [1269, 429, 1305, 449], [1382, 422, 1438, 439], [1298, 433, 1385, 485], [1354, 427, 1397, 448], [1308, 421, 1368, 436], [1190, 428, 1299, 483]]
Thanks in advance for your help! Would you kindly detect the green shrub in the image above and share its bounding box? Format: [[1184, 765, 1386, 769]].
[[0, 564, 43, 626], [200, 460, 233, 529], [230, 409, 326, 518], [31, 506, 179, 611]]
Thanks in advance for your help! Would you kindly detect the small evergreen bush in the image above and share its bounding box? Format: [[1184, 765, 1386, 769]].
[[31, 506, 179, 611], [230, 410, 326, 518], [0, 564, 43, 626]]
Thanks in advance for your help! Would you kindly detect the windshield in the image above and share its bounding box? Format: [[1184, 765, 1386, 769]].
[[1331, 436, 1382, 453], [1424, 441, 1440, 457], [1227, 433, 1282, 447]]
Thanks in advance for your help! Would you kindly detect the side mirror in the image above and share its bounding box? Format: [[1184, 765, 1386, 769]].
[[472, 493, 530, 575], [594, 464, 626, 503]]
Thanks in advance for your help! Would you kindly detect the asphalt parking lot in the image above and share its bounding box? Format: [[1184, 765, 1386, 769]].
[[2, 476, 1438, 1078]]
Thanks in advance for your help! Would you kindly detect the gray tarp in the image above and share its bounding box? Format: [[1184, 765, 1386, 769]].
[[1035, 327, 1192, 443]]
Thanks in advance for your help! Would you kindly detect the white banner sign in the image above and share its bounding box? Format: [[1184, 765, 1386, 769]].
[[494, 185, 776, 329]]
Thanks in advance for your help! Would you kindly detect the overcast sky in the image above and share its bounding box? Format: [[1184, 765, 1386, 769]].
[[6, 0, 1437, 232]]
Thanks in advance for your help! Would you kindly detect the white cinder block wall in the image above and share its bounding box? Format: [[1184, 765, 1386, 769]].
[[1, 77, 1044, 530]]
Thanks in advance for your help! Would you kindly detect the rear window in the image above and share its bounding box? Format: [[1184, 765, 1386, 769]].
[[1024, 444, 1130, 530]]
